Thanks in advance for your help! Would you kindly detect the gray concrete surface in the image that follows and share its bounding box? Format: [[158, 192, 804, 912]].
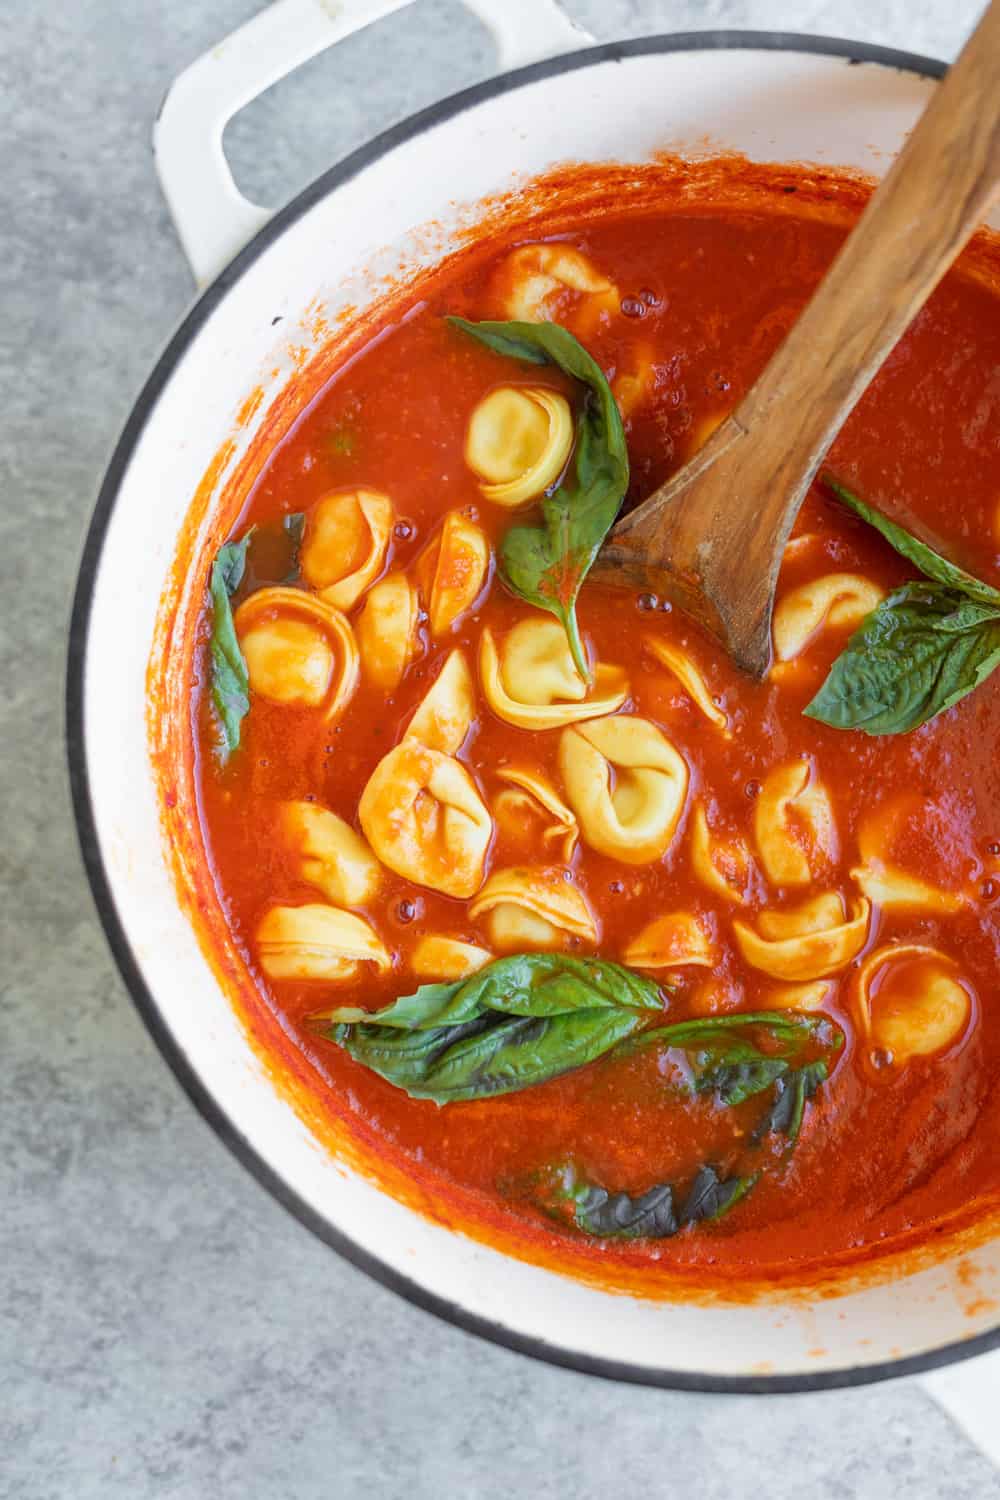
[[3, 2, 999, 1496]]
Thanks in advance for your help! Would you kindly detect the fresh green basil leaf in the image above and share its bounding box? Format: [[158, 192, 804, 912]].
[[448, 316, 628, 680], [693, 1049, 790, 1107], [631, 1011, 829, 1105], [825, 477, 1000, 607], [752, 1060, 828, 1146], [208, 534, 252, 757], [635, 1009, 825, 1054], [323, 954, 663, 1103], [805, 581, 1000, 734], [333, 1007, 647, 1104], [679, 1165, 759, 1225]]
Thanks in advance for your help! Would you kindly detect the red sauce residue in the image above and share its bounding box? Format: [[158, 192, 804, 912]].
[[149, 155, 1000, 1302]]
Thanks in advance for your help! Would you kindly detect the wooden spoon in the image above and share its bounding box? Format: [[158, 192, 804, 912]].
[[593, 0, 1000, 676]]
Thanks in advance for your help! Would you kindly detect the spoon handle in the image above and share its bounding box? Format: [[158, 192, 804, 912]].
[[600, 0, 1000, 675]]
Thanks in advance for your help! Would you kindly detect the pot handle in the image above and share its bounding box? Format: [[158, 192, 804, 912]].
[[153, 0, 592, 286], [921, 1356, 1000, 1469]]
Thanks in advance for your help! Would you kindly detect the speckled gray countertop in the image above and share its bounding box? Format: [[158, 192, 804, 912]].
[[3, 2, 1000, 1496]]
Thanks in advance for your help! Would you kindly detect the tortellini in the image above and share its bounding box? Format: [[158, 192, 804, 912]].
[[644, 636, 729, 734], [256, 903, 390, 982], [559, 716, 689, 864], [300, 489, 392, 610], [410, 935, 493, 981], [772, 573, 885, 662], [281, 801, 381, 907], [480, 619, 628, 730], [854, 944, 972, 1064], [624, 912, 716, 970], [497, 244, 617, 326], [236, 587, 359, 718], [689, 804, 752, 904], [754, 759, 838, 887], [761, 981, 833, 1012], [494, 767, 579, 862], [851, 797, 966, 913], [356, 572, 419, 691], [359, 741, 492, 898], [469, 866, 598, 950], [415, 510, 490, 634], [733, 891, 870, 980], [465, 387, 574, 507], [611, 343, 655, 420], [405, 649, 476, 755]]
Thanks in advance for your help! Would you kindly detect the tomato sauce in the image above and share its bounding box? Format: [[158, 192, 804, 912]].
[[190, 181, 1000, 1281]]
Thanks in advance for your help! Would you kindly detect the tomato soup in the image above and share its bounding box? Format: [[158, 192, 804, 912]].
[[187, 172, 1000, 1281]]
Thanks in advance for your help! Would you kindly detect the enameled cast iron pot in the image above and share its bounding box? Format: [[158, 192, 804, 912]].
[[67, 0, 1000, 1423]]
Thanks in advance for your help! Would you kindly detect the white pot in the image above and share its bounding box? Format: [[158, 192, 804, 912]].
[[68, 0, 1000, 1420]]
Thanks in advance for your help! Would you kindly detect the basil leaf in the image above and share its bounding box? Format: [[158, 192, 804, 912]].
[[561, 1164, 756, 1239], [752, 1060, 828, 1147], [805, 581, 1000, 735], [692, 1049, 790, 1107], [643, 1012, 825, 1107], [636, 1009, 824, 1054], [825, 478, 1000, 607], [448, 316, 628, 680], [573, 1181, 678, 1239], [281, 512, 306, 582], [808, 479, 1000, 735], [323, 954, 663, 1103], [208, 534, 252, 757], [679, 1165, 759, 1225]]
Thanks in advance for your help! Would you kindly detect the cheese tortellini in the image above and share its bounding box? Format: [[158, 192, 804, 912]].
[[754, 759, 838, 887], [761, 981, 834, 1012], [410, 935, 493, 981], [405, 649, 476, 755], [414, 511, 490, 634], [497, 244, 617, 326], [300, 488, 392, 610], [773, 573, 884, 662], [624, 912, 716, 970], [465, 387, 573, 507], [256, 903, 390, 982], [611, 343, 655, 421], [356, 572, 419, 691], [733, 891, 870, 981], [559, 715, 689, 864], [494, 767, 579, 862], [469, 866, 598, 950], [480, 619, 628, 730], [236, 587, 359, 719], [690, 803, 752, 904], [854, 944, 972, 1065], [281, 801, 381, 907], [359, 741, 492, 898], [851, 796, 966, 913], [644, 636, 729, 734]]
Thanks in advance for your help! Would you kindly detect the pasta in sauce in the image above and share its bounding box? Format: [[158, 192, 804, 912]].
[[191, 174, 1000, 1280]]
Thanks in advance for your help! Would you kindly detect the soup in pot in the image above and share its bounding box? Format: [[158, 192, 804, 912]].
[[184, 164, 1000, 1282]]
